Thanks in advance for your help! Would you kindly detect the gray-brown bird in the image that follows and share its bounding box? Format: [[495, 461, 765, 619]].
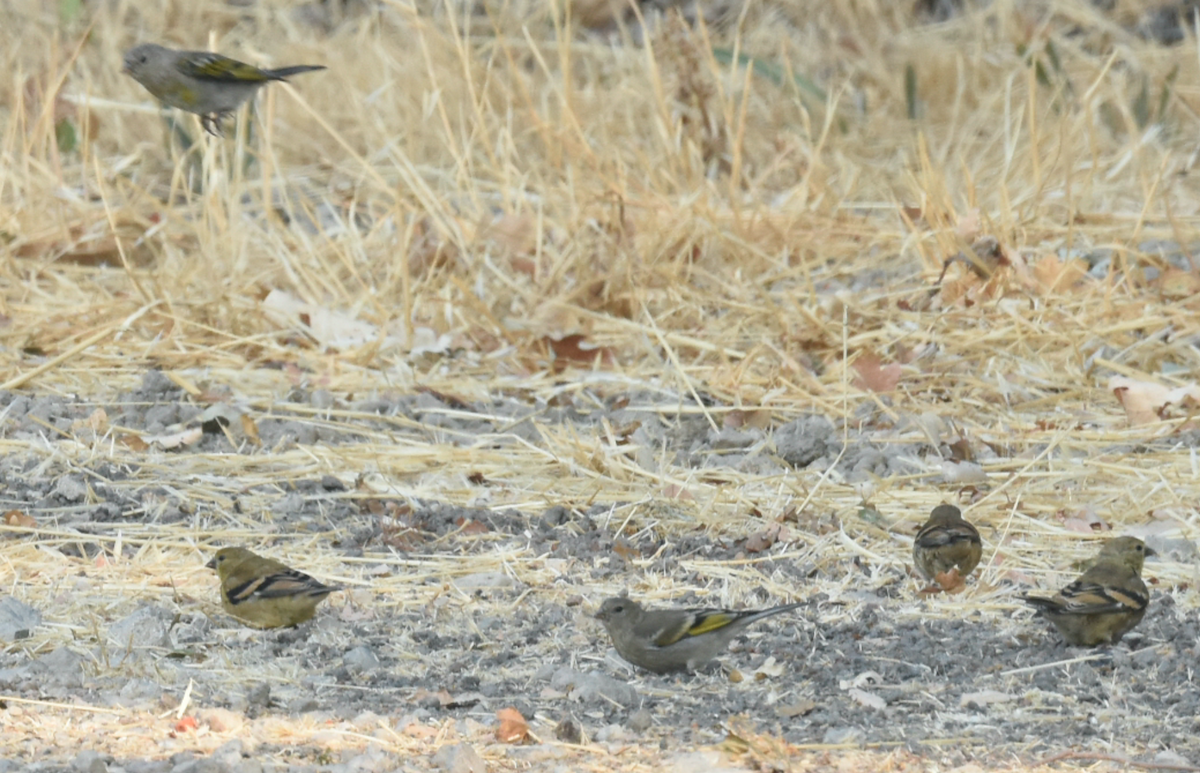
[[594, 596, 802, 673], [1021, 536, 1154, 646], [912, 504, 983, 582], [123, 43, 325, 136]]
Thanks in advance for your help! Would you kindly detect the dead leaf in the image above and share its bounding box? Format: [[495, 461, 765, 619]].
[[455, 518, 490, 536], [262, 289, 389, 351], [612, 539, 639, 561], [744, 523, 783, 553], [3, 510, 36, 528], [725, 409, 771, 429], [142, 427, 203, 450], [662, 484, 695, 501], [933, 567, 967, 595], [752, 657, 785, 680], [240, 414, 261, 445], [940, 460, 988, 484], [479, 212, 537, 258], [120, 434, 149, 451], [412, 688, 454, 707], [1058, 505, 1109, 534], [495, 707, 530, 743], [1030, 254, 1089, 291], [70, 408, 108, 434], [1155, 268, 1200, 299], [545, 334, 614, 369], [776, 699, 817, 718], [1109, 376, 1200, 425], [852, 352, 902, 393], [956, 208, 982, 241], [848, 688, 887, 710]]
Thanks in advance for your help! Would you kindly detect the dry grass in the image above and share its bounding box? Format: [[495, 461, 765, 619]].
[[3, 0, 1200, 767]]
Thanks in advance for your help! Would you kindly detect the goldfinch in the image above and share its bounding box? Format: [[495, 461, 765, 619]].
[[1020, 536, 1154, 646], [912, 504, 983, 581], [594, 596, 802, 674], [206, 547, 341, 629]]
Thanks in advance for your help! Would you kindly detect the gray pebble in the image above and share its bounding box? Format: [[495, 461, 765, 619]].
[[430, 742, 485, 773], [343, 645, 381, 674], [549, 667, 637, 707], [0, 596, 41, 641], [627, 708, 653, 733]]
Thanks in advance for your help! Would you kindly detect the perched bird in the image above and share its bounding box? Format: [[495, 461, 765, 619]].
[[594, 596, 802, 674], [1021, 536, 1154, 647], [123, 43, 325, 136], [912, 504, 983, 582], [206, 547, 341, 629]]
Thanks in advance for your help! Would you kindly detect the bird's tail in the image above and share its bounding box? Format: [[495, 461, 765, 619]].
[[743, 601, 804, 625], [1019, 593, 1058, 612], [267, 64, 327, 80]]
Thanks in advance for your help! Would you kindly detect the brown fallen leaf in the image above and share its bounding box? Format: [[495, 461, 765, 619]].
[[70, 408, 108, 434], [744, 524, 781, 553], [917, 566, 968, 596], [545, 334, 615, 369], [1109, 375, 1200, 425], [455, 517, 490, 536], [852, 352, 902, 393], [496, 707, 530, 743], [3, 510, 36, 528]]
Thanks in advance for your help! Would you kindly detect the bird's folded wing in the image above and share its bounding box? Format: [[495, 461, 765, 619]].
[[916, 523, 980, 548], [178, 54, 271, 83], [227, 570, 334, 604]]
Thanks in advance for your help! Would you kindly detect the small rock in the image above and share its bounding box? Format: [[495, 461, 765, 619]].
[[0, 597, 41, 641], [594, 724, 629, 743], [343, 645, 381, 675], [211, 739, 244, 766], [246, 683, 270, 709], [669, 751, 741, 773], [108, 605, 171, 652], [32, 646, 84, 688], [627, 708, 653, 733], [822, 727, 863, 745], [430, 742, 485, 773], [73, 750, 108, 773], [290, 698, 320, 713], [1154, 751, 1193, 768], [52, 475, 88, 502], [452, 572, 514, 591], [549, 667, 637, 707]]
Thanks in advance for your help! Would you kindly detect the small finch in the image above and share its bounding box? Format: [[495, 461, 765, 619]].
[[594, 596, 802, 674], [207, 547, 341, 629], [912, 504, 983, 582], [1021, 536, 1154, 647], [123, 43, 325, 136]]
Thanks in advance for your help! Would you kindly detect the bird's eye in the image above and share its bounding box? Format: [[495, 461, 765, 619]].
[[612, 603, 625, 613], [138, 55, 147, 64]]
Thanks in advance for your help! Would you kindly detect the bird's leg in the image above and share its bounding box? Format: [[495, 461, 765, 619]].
[[201, 112, 228, 137]]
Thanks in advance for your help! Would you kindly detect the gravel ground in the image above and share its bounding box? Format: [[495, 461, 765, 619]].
[[0, 372, 1196, 771]]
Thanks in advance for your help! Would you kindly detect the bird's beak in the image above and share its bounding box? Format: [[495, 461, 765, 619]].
[[1145, 545, 1158, 558], [205, 557, 217, 570]]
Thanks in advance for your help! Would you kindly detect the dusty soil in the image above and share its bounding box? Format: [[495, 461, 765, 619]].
[[0, 370, 1197, 772]]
